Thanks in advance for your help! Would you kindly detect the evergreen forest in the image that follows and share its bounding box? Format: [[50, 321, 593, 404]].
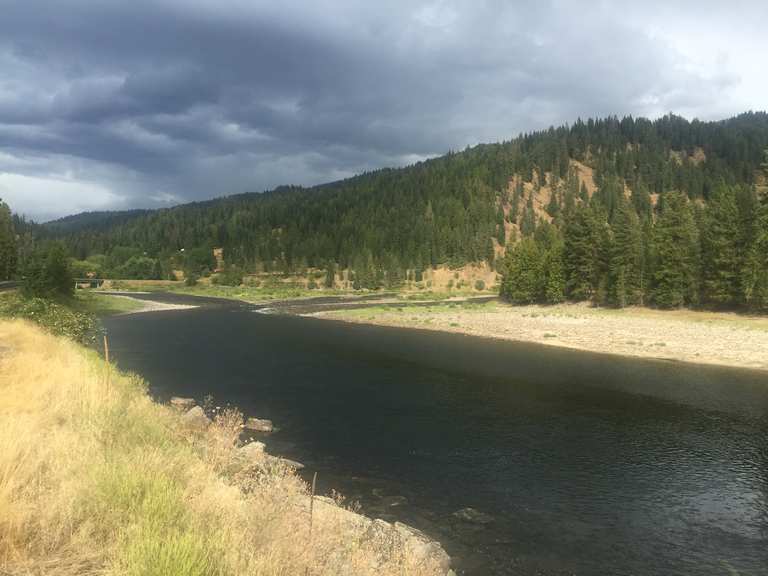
[[4, 112, 768, 310]]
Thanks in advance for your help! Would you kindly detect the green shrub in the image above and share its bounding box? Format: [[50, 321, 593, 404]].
[[113, 256, 162, 280], [475, 279, 486, 291], [212, 266, 243, 287], [70, 254, 106, 278], [0, 295, 96, 342]]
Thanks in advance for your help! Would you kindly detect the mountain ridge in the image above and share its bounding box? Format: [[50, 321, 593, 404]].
[[46, 111, 768, 237]]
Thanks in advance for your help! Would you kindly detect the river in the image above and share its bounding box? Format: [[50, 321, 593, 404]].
[[102, 293, 768, 575]]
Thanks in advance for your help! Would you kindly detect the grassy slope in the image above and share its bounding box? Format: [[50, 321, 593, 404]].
[[0, 320, 446, 576], [73, 291, 146, 315], [100, 279, 345, 303]]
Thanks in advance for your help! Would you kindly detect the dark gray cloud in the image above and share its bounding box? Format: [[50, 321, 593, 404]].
[[0, 0, 765, 220]]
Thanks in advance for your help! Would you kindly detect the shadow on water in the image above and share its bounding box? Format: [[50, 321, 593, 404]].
[[102, 293, 768, 575]]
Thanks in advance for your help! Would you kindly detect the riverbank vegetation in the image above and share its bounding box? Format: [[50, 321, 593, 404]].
[[0, 320, 449, 575], [0, 242, 145, 340], [0, 293, 96, 342]]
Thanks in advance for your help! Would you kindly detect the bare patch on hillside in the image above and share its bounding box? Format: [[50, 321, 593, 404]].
[[670, 147, 707, 166], [426, 263, 499, 292]]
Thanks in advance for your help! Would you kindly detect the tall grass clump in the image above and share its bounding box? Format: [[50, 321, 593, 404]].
[[0, 319, 447, 576]]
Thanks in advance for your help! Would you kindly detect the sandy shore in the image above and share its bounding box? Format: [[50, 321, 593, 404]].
[[310, 301, 768, 372], [108, 293, 199, 314]]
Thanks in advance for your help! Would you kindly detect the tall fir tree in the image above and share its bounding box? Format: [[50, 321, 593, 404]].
[[630, 179, 652, 222], [520, 195, 537, 237], [495, 207, 506, 246], [543, 240, 566, 303], [608, 199, 643, 307], [0, 200, 17, 281], [325, 261, 336, 288], [500, 238, 543, 303], [510, 180, 523, 223], [651, 191, 700, 308], [744, 199, 768, 310], [579, 181, 589, 203], [701, 183, 741, 306], [545, 186, 561, 218], [563, 204, 601, 301]]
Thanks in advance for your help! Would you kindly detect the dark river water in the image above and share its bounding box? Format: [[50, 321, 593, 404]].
[[102, 293, 768, 575]]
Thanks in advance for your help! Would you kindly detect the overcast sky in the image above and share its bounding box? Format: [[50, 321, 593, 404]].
[[0, 0, 766, 221]]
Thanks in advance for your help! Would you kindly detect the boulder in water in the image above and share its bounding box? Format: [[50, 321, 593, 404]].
[[170, 396, 196, 410], [452, 507, 493, 525], [245, 417, 274, 432], [269, 455, 304, 470]]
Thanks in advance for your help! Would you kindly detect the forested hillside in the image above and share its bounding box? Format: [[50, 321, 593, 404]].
[[43, 112, 768, 309], [44, 209, 151, 235]]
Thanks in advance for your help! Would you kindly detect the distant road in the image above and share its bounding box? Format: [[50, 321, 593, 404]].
[[0, 281, 19, 292]]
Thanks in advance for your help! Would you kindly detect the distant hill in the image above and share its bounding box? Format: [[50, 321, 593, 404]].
[[44, 209, 151, 234], [46, 112, 768, 309]]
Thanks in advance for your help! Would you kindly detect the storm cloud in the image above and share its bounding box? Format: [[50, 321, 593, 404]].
[[0, 0, 765, 220]]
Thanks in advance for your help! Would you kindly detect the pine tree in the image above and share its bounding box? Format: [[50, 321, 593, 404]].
[[520, 196, 536, 237], [743, 193, 768, 310], [630, 180, 652, 221], [563, 204, 600, 301], [500, 238, 543, 303], [485, 237, 495, 268], [495, 207, 506, 246], [608, 200, 643, 307], [595, 175, 623, 220], [563, 182, 576, 216], [579, 181, 589, 203], [0, 200, 17, 281], [325, 261, 336, 288], [510, 180, 523, 223], [543, 240, 566, 303], [651, 192, 700, 308], [701, 183, 740, 306], [545, 186, 561, 218]]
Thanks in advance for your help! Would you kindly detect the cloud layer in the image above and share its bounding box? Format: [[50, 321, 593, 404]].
[[0, 0, 765, 220]]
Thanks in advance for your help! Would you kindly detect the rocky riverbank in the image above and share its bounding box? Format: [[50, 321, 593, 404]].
[[169, 395, 454, 575]]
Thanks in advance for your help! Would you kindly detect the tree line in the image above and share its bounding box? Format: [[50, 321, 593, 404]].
[[2, 111, 765, 310], [43, 112, 767, 281], [500, 177, 768, 311]]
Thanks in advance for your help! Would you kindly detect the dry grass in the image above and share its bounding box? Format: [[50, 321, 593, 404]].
[[0, 320, 447, 576]]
